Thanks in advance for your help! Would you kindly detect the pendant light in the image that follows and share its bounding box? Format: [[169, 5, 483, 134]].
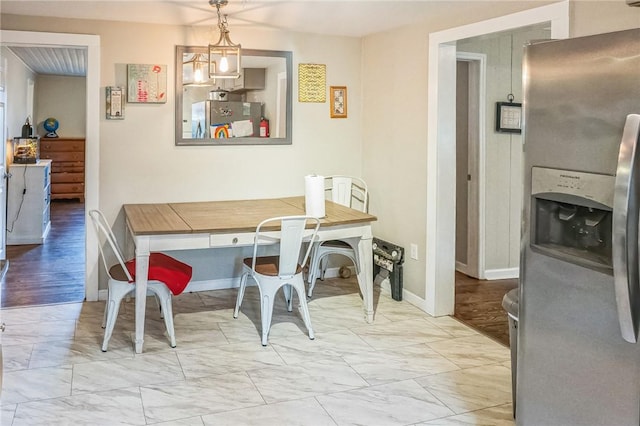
[[208, 0, 241, 80], [183, 53, 209, 85]]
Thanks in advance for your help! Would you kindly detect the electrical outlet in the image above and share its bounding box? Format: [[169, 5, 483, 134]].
[[410, 243, 418, 260]]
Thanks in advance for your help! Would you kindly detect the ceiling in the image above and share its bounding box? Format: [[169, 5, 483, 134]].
[[1, 0, 562, 77], [1, 0, 479, 38]]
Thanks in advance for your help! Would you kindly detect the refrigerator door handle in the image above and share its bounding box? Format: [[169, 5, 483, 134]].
[[613, 114, 640, 343]]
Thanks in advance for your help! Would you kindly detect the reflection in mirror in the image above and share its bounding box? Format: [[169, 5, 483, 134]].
[[175, 46, 292, 146]]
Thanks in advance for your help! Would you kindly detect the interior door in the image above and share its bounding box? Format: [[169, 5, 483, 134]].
[[0, 73, 6, 396], [455, 55, 483, 279], [0, 100, 6, 262]]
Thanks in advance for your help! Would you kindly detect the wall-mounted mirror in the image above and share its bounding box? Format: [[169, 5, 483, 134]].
[[175, 46, 292, 146]]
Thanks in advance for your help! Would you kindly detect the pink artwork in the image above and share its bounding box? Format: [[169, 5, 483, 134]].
[[127, 64, 167, 103]]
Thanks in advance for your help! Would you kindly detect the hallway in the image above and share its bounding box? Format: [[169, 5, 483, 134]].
[[454, 272, 517, 346], [2, 200, 85, 308]]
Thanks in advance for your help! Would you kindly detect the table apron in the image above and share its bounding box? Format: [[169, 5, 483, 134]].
[[132, 223, 373, 252]]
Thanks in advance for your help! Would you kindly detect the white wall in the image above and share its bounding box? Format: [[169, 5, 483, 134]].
[[35, 75, 86, 137], [1, 46, 35, 145]]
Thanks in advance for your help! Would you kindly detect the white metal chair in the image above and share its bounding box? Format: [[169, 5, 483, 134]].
[[89, 210, 188, 352], [307, 175, 368, 297], [233, 215, 321, 346]]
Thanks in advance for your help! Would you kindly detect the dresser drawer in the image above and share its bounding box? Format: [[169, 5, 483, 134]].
[[51, 163, 84, 174], [51, 172, 84, 184], [51, 182, 84, 194], [40, 140, 85, 152], [41, 151, 84, 162]]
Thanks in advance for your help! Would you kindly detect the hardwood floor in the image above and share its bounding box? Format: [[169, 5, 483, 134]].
[[2, 200, 85, 308], [454, 271, 518, 346]]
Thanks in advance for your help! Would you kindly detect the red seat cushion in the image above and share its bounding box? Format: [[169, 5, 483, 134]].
[[125, 253, 192, 295]]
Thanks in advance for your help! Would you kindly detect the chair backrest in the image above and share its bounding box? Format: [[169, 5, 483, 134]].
[[326, 175, 368, 213], [251, 215, 321, 278], [88, 209, 133, 282]]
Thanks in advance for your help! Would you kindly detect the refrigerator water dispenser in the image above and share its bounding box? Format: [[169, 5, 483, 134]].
[[530, 167, 615, 273]]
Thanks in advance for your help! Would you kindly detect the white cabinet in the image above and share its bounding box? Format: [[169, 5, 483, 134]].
[[7, 160, 52, 245], [228, 68, 265, 92]]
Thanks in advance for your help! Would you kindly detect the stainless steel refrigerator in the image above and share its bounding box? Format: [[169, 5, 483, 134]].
[[191, 100, 262, 138], [518, 29, 640, 425]]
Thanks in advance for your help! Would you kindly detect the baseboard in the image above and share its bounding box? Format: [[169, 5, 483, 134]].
[[484, 267, 519, 280]]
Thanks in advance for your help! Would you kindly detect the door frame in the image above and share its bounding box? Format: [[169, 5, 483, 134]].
[[0, 30, 100, 301], [425, 2, 569, 316], [455, 52, 486, 280]]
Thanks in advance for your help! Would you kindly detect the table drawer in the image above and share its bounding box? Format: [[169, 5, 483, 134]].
[[210, 233, 255, 247], [51, 172, 84, 184]]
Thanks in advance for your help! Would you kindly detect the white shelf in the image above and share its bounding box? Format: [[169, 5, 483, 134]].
[[7, 160, 52, 245]]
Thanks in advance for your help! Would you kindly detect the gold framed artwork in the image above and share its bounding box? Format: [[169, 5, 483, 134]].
[[330, 86, 347, 118], [298, 64, 326, 103]]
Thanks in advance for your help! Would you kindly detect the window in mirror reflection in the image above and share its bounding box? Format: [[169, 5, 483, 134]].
[[175, 46, 292, 146]]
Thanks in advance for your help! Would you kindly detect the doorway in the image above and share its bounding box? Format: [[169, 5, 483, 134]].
[[0, 30, 100, 307], [424, 2, 570, 317], [455, 52, 485, 280]]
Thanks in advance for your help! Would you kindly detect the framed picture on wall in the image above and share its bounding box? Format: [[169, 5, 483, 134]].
[[330, 86, 347, 118], [127, 64, 167, 103], [496, 101, 522, 133], [106, 86, 124, 119]]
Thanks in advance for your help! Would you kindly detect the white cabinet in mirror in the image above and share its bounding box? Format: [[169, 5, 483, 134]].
[[175, 46, 292, 146]]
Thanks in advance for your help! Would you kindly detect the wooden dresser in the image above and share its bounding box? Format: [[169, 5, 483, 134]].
[[39, 137, 85, 202]]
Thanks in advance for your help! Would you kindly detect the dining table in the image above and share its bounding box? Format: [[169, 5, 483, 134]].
[[123, 196, 378, 353]]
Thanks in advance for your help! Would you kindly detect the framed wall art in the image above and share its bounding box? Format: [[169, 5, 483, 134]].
[[330, 86, 347, 118], [496, 101, 522, 133], [106, 86, 124, 119], [127, 64, 167, 103], [298, 64, 326, 103]]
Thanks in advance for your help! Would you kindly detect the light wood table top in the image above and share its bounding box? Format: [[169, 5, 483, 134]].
[[124, 196, 377, 235]]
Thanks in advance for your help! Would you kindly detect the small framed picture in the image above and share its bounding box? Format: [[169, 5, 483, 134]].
[[496, 102, 522, 133], [330, 86, 347, 118], [106, 86, 124, 119]]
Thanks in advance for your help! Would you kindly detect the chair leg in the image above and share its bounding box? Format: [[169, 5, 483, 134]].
[[155, 294, 164, 319], [258, 283, 279, 346], [102, 282, 132, 352], [101, 298, 108, 329], [292, 278, 314, 340], [308, 252, 328, 298], [283, 284, 294, 312], [154, 287, 176, 348], [234, 272, 249, 319], [319, 256, 329, 281], [307, 242, 320, 285]]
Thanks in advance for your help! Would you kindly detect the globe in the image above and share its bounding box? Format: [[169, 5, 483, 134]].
[[44, 117, 59, 138]]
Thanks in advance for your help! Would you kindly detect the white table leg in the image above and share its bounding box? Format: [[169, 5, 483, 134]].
[[134, 236, 150, 354], [356, 235, 374, 323]]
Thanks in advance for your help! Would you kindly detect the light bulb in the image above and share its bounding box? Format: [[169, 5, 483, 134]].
[[194, 68, 203, 83], [220, 56, 229, 73]]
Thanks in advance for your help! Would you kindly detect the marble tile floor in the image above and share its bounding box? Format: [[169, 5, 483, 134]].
[[1, 277, 514, 425]]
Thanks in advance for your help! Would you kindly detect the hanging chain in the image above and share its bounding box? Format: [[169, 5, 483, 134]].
[[507, 34, 515, 103]]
